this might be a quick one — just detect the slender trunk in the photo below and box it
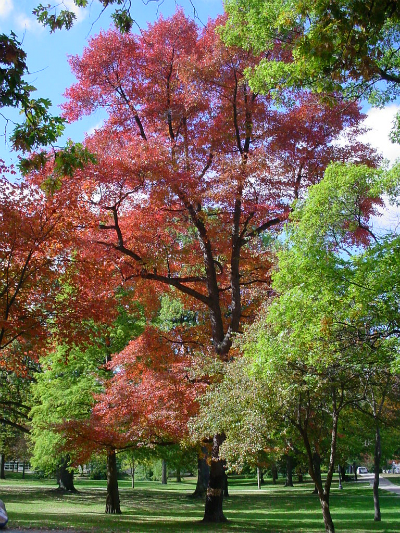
[300,410,339,533]
[22,461,25,479]
[373,424,381,521]
[257,467,262,489]
[271,464,278,485]
[312,452,322,494]
[321,496,335,533]
[161,459,167,485]
[353,461,357,482]
[105,448,121,514]
[203,434,227,523]
[176,465,182,483]
[56,455,77,492]
[131,460,135,489]
[191,447,209,498]
[284,455,294,487]
[0,454,5,479]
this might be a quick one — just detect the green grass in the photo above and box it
[0,475,399,532]
[383,474,400,486]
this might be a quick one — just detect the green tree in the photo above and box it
[222,0,400,104]
[30,306,142,494]
[196,161,400,533]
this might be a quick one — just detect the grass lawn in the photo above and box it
[0,474,399,532]
[383,475,400,486]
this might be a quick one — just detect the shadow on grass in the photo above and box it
[1,478,400,532]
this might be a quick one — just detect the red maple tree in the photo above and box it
[58,10,377,521]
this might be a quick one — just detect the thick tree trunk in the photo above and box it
[176,465,181,482]
[373,424,381,521]
[284,455,294,487]
[203,434,227,523]
[191,447,210,498]
[105,448,121,514]
[56,455,77,492]
[223,469,229,497]
[271,464,278,485]
[0,454,5,479]
[161,459,167,485]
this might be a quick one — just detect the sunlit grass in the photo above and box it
[0,474,399,532]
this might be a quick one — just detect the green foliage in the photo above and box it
[223,0,400,104]
[33,4,80,32]
[0,32,28,108]
[11,98,66,152]
[30,307,144,475]
[33,1,132,34]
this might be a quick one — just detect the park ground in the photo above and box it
[1,474,400,533]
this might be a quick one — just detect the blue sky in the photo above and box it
[0,0,223,168]
[0,0,400,173]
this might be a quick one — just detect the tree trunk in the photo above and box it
[161,459,167,485]
[22,462,25,479]
[223,469,229,497]
[105,448,121,514]
[176,465,181,482]
[131,460,135,489]
[191,447,209,498]
[321,496,335,533]
[257,466,262,489]
[312,452,322,494]
[203,434,227,523]
[284,455,294,487]
[373,424,381,521]
[56,455,77,492]
[271,464,278,484]
[0,454,5,479]
[353,461,357,482]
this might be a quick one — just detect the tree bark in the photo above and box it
[312,452,322,494]
[321,496,335,533]
[257,466,262,489]
[284,455,294,487]
[105,448,121,514]
[0,454,5,479]
[223,469,229,497]
[176,465,181,483]
[271,464,278,485]
[373,424,381,521]
[131,460,135,489]
[203,434,227,523]
[56,455,77,492]
[161,459,167,485]
[191,447,209,498]
[353,461,357,482]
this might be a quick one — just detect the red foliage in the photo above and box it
[61,327,203,463]
[54,10,379,456]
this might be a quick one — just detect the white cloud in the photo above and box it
[358,104,400,165]
[0,0,13,18]
[14,12,44,33]
[86,120,104,137]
